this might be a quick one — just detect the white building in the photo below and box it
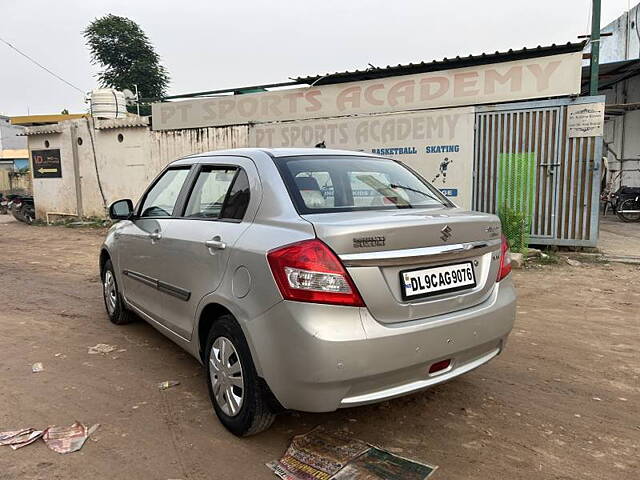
[584,2,640,189]
[0,115,27,150]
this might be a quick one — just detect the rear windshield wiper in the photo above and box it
[389,184,440,202]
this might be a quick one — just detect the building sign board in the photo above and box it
[31,149,62,178]
[567,102,605,137]
[153,52,583,131]
[249,107,475,209]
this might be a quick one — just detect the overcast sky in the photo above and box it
[0,0,633,116]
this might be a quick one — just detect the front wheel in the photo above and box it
[205,315,275,436]
[101,259,135,325]
[617,198,640,222]
[22,208,34,224]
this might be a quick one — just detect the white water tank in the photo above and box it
[89,89,127,119]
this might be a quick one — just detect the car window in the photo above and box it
[348,171,410,207]
[139,167,190,217]
[220,169,251,220]
[277,156,450,214]
[293,171,335,209]
[184,167,238,219]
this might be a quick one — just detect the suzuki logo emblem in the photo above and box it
[440,225,452,242]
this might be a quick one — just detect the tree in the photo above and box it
[84,15,169,114]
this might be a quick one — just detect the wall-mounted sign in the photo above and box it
[249,107,475,209]
[567,103,605,137]
[32,149,62,178]
[152,52,583,131]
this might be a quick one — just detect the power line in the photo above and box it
[0,35,85,94]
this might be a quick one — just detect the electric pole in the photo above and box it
[589,0,601,95]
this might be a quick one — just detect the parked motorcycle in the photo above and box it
[614,186,640,223]
[0,193,8,215]
[9,195,36,224]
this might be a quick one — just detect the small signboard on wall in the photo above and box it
[32,149,62,178]
[567,103,605,137]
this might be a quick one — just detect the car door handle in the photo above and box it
[204,236,226,250]
[148,231,162,241]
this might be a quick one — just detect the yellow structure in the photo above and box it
[0,149,29,160]
[11,114,86,126]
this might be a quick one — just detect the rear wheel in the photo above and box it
[617,198,640,222]
[101,259,135,325]
[205,315,275,436]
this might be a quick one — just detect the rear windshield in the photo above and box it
[276,156,452,214]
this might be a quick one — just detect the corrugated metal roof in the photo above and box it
[152,42,587,102]
[94,116,149,130]
[294,42,586,86]
[580,59,640,94]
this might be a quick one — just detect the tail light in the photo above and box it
[267,239,365,307]
[497,234,512,282]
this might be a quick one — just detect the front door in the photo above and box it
[117,166,192,322]
[148,156,260,340]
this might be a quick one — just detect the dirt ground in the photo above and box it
[599,214,640,258]
[0,215,638,480]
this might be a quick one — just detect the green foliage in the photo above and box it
[497,153,537,254]
[84,15,169,113]
[499,206,529,253]
[536,250,560,265]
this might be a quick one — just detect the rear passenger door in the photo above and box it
[151,156,260,340]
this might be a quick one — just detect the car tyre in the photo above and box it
[22,208,33,225]
[101,259,135,325]
[205,314,275,436]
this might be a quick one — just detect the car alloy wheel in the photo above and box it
[209,336,244,417]
[103,270,117,315]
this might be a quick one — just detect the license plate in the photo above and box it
[400,261,476,300]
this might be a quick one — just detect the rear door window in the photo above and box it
[220,169,251,220]
[183,166,251,221]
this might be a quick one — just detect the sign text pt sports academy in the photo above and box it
[32,149,62,179]
[250,107,476,209]
[152,52,583,130]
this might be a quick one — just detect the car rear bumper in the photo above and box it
[245,276,516,412]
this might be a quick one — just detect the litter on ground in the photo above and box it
[43,422,100,454]
[0,422,99,454]
[31,362,44,373]
[332,447,436,479]
[267,427,437,480]
[0,429,45,450]
[158,380,180,390]
[88,343,117,354]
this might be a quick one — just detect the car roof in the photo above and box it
[170,148,384,166]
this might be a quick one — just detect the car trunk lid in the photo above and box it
[302,207,502,323]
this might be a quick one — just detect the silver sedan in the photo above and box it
[100,148,516,436]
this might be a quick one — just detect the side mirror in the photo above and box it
[109,199,134,220]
